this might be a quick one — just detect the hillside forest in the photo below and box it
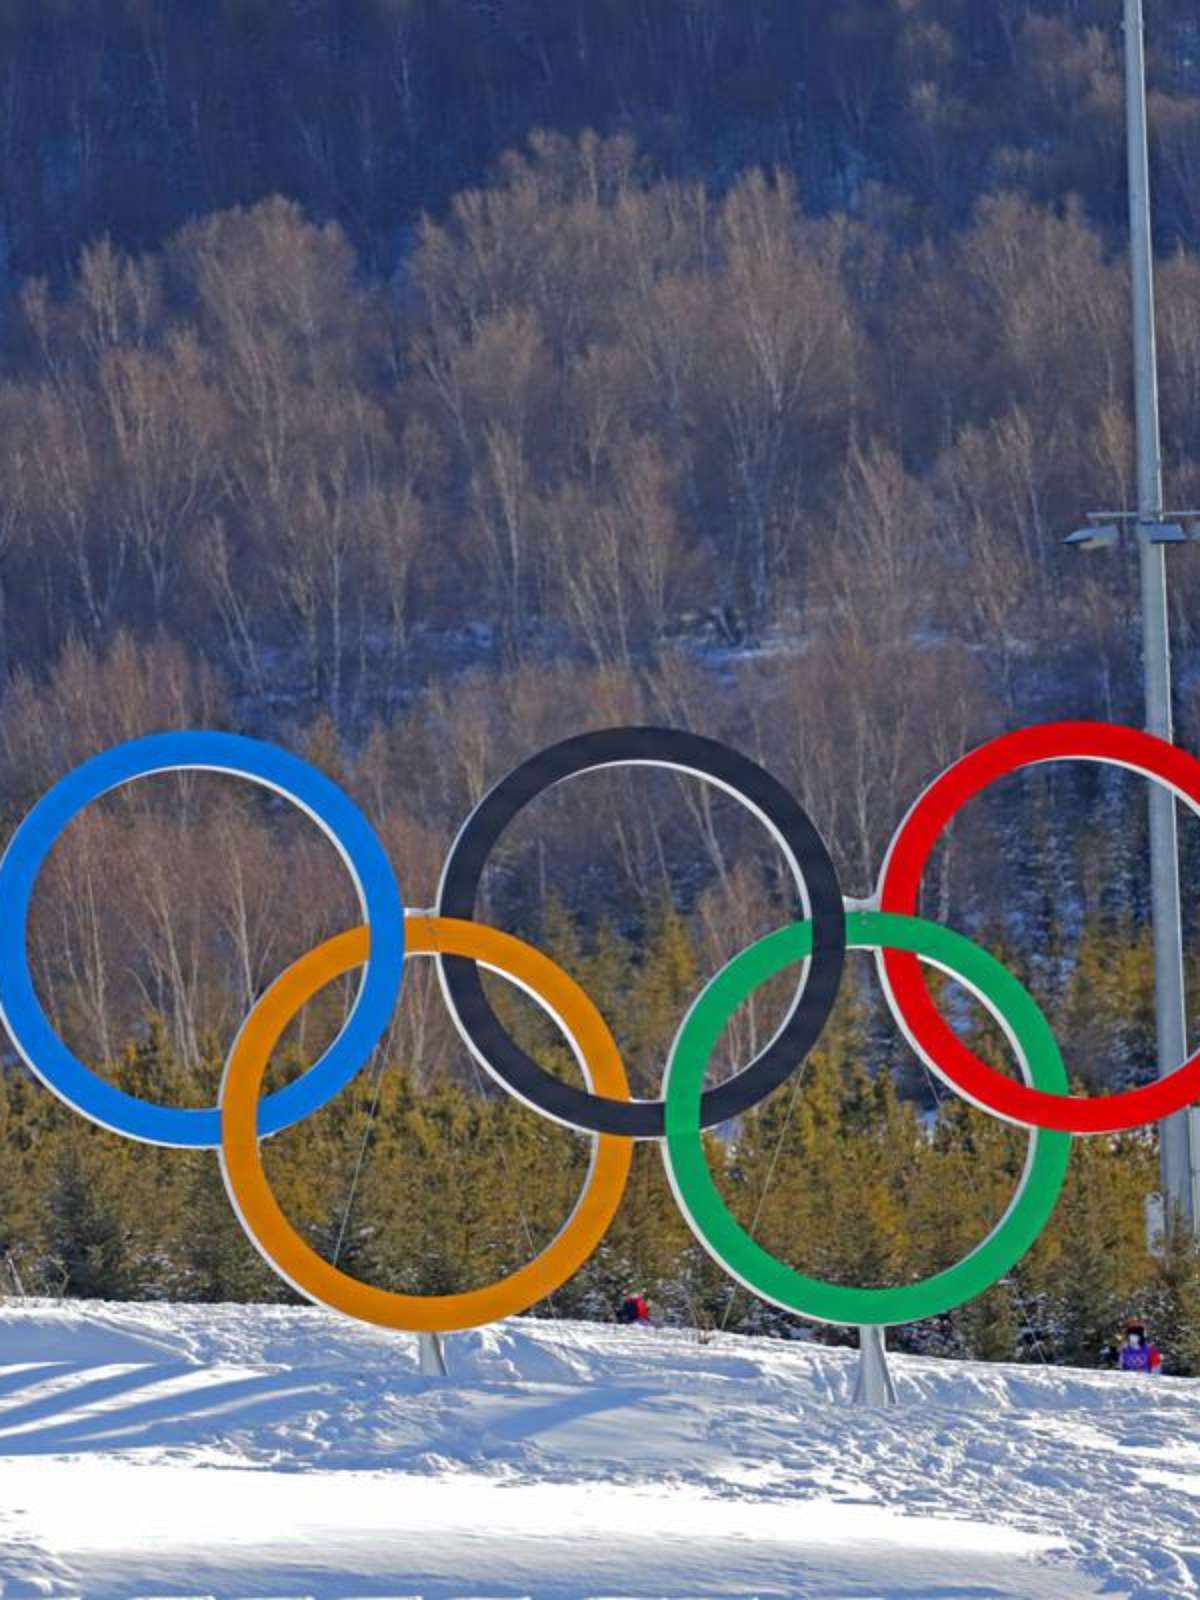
[2,0,1200,1367]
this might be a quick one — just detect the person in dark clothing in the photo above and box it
[617,1291,650,1325]
[1118,1321,1162,1374]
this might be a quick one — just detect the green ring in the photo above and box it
[661,912,1072,1326]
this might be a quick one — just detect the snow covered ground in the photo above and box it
[0,1301,1197,1599]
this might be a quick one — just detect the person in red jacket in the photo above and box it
[617,1290,650,1326]
[1118,1321,1162,1374]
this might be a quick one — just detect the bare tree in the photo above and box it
[0,384,33,680]
[419,308,555,649]
[704,172,857,617]
[98,330,226,621]
[27,380,129,637]
[825,441,937,649]
[546,437,692,665]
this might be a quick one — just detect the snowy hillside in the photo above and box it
[1,1301,1198,1599]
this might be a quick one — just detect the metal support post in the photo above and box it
[418,1332,448,1377]
[1124,0,1200,1229]
[852,1325,897,1406]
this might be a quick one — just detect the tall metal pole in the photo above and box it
[1124,0,1200,1230]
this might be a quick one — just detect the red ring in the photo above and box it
[878,722,1200,1133]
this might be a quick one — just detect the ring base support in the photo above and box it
[851,1325,897,1406]
[418,1332,448,1377]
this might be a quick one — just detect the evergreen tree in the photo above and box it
[43,1135,138,1300]
[178,1155,286,1304]
[1140,1211,1200,1376]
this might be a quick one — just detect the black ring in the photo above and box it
[435,728,845,1138]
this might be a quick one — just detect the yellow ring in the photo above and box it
[219,916,633,1332]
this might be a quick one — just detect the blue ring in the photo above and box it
[0,732,406,1148]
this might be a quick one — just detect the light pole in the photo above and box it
[1069,0,1200,1233]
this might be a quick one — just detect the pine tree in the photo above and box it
[43,1134,137,1300]
[178,1154,287,1303]
[1140,1213,1200,1376]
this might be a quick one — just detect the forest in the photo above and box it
[2,0,1200,1366]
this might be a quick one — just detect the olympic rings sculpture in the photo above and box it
[0,721,1197,1334]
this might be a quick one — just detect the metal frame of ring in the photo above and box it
[0,732,407,1149]
[436,727,846,1138]
[877,721,1200,1134]
[220,916,633,1332]
[661,912,1073,1325]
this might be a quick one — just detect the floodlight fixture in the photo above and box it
[1144,522,1188,545]
[1064,525,1120,552]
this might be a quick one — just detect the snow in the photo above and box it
[0,1301,1197,1599]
